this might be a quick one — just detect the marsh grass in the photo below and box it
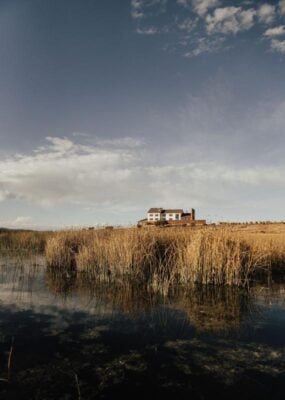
[0,231,48,254]
[1,226,284,287]
[45,227,285,287]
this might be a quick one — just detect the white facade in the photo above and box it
[165,212,182,221]
[147,210,182,222]
[147,212,162,222]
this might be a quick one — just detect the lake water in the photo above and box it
[0,255,284,399]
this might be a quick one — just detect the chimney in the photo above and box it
[191,208,195,221]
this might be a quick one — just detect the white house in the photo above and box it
[147,208,184,222]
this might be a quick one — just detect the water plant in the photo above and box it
[44,227,285,287]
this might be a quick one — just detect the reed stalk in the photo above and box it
[45,227,285,287]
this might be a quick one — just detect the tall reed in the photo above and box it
[0,231,48,254]
[45,227,285,287]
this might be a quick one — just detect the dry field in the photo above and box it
[223,222,285,234]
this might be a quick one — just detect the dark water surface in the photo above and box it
[0,256,284,399]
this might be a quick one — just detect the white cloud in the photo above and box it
[131,0,168,19]
[0,136,284,215]
[270,38,285,53]
[177,17,198,32]
[0,137,139,206]
[264,25,285,37]
[0,216,34,228]
[280,0,285,15]
[184,36,226,56]
[13,216,33,224]
[177,0,220,16]
[257,4,276,24]
[131,0,145,19]
[95,137,144,148]
[192,0,220,16]
[206,7,256,34]
[132,0,285,56]
[136,26,159,35]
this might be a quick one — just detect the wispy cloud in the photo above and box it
[257,4,276,24]
[270,38,285,53]
[280,0,285,16]
[184,36,226,57]
[264,25,285,37]
[0,216,34,229]
[177,17,198,31]
[131,0,168,19]
[131,0,145,19]
[0,134,285,217]
[0,137,141,207]
[192,0,221,16]
[136,26,159,34]
[131,0,285,56]
[206,7,256,34]
[177,0,220,16]
[94,137,144,148]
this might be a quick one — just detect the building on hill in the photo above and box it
[144,207,205,226]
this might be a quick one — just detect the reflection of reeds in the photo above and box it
[74,373,81,400]
[7,340,14,382]
[45,270,255,333]
[46,269,161,314]
[173,286,250,333]
[0,339,14,383]
[45,269,77,296]
[45,228,285,287]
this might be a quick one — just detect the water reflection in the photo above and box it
[0,260,284,399]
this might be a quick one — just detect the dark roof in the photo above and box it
[147,208,184,213]
[147,208,163,213]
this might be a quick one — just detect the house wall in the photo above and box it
[165,213,182,221]
[147,213,162,222]
[147,212,183,222]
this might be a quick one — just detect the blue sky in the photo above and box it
[0,0,285,228]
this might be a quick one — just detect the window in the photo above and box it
[175,214,179,220]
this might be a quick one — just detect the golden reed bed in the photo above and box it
[1,225,284,286]
[0,230,49,253]
[44,226,285,287]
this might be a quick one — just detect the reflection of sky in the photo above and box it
[0,263,285,339]
[0,263,285,398]
[0,263,117,325]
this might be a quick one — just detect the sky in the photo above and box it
[0,0,285,228]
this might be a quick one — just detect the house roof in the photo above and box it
[147,208,184,214]
[147,208,163,213]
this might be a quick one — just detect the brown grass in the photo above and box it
[0,230,49,254]
[45,226,285,287]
